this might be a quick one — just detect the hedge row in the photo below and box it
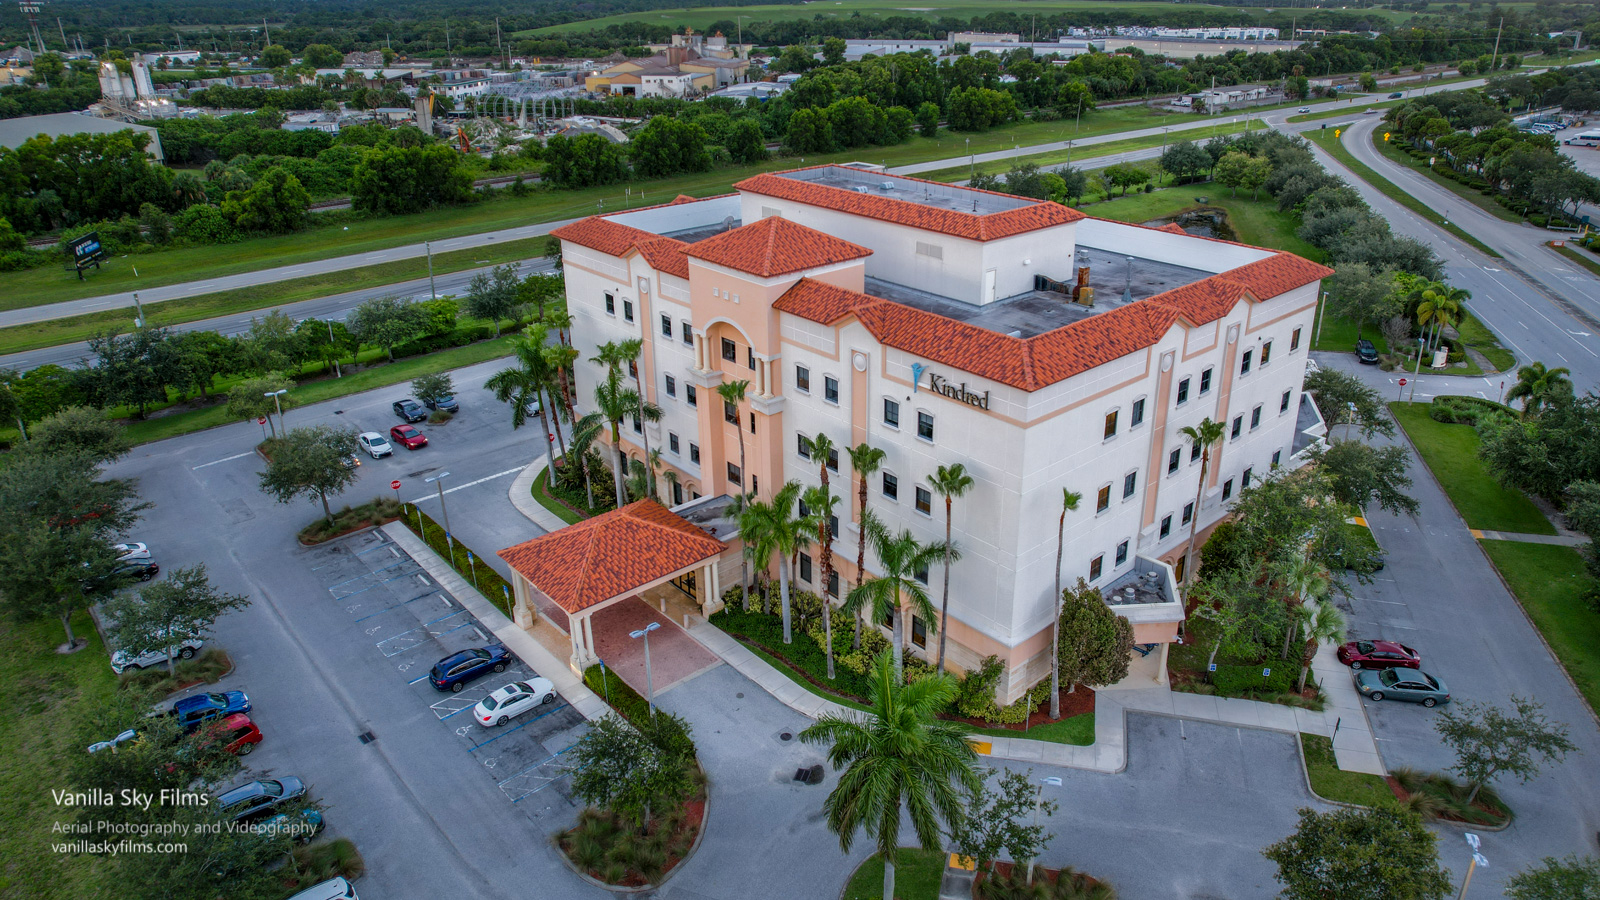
[399,503,513,617]
[1429,394,1514,425]
[582,663,697,756]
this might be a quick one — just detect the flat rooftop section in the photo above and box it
[1103,557,1184,626]
[776,166,1034,216]
[0,112,161,151]
[662,220,743,244]
[604,193,741,239]
[863,245,1209,338]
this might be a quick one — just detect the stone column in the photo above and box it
[759,358,773,398]
[693,334,707,372]
[754,357,767,397]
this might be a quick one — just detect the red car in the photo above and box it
[390,424,428,450]
[1337,640,1420,670]
[208,713,264,756]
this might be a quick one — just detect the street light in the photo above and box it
[425,471,454,564]
[629,621,662,716]
[1317,290,1329,344]
[1023,776,1063,884]
[132,291,145,329]
[425,240,437,300]
[264,388,287,438]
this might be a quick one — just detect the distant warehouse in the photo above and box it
[0,112,165,163]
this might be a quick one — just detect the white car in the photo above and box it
[1305,358,1321,375]
[112,637,204,674]
[113,542,151,561]
[1298,106,1310,113]
[288,877,358,900]
[473,678,557,726]
[357,432,393,459]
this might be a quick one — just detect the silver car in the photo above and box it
[111,637,204,674]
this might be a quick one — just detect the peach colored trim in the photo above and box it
[849,347,869,523]
[1208,324,1241,488]
[1246,299,1317,334]
[562,258,620,283]
[1141,351,1176,528]
[1181,318,1225,362]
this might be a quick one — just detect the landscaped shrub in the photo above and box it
[1429,394,1513,425]
[399,503,513,616]
[1211,663,1295,695]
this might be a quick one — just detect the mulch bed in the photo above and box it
[974,860,1112,899]
[559,789,706,888]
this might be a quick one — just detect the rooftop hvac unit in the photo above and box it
[880,181,895,191]
[1076,287,1095,307]
[855,186,870,194]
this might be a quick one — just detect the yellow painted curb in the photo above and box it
[970,740,993,755]
[1470,529,1485,539]
[950,854,977,871]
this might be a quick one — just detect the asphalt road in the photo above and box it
[0,257,555,373]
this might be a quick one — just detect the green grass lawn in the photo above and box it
[1087,187,1322,261]
[0,611,118,900]
[1369,131,1522,225]
[1479,540,1600,718]
[1305,128,1502,259]
[1299,733,1395,807]
[842,849,946,900]
[1388,402,1555,534]
[917,123,1250,183]
[1455,309,1516,372]
[1312,310,1386,355]
[531,468,588,527]
[1552,242,1600,279]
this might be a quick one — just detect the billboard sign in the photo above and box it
[66,231,107,279]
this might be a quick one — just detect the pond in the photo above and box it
[1143,205,1239,242]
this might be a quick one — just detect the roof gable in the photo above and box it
[687,215,872,278]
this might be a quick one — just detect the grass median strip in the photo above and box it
[1299,733,1395,807]
[1305,128,1503,259]
[1388,401,1555,534]
[916,124,1249,183]
[1551,241,1600,279]
[1479,540,1600,718]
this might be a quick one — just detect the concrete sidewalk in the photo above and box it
[1471,528,1586,546]
[507,455,570,533]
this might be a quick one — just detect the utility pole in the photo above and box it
[1489,17,1504,72]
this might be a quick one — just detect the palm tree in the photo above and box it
[484,325,558,471]
[847,442,888,650]
[1505,361,1573,419]
[728,489,758,612]
[616,338,661,499]
[800,650,980,900]
[1296,600,1345,694]
[804,483,843,678]
[844,520,945,679]
[926,464,975,673]
[1178,418,1226,587]
[566,412,605,509]
[542,305,574,348]
[1278,555,1331,660]
[591,371,637,508]
[1416,283,1467,354]
[541,342,579,481]
[1050,488,1083,719]
[718,378,753,602]
[741,480,814,644]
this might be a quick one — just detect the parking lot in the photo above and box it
[307,528,588,811]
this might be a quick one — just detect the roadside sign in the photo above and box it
[1262,668,1271,677]
[390,480,402,490]
[1334,128,1341,137]
[1383,132,1391,140]
[257,417,266,424]
[1399,378,1408,386]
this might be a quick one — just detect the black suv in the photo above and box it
[423,393,459,413]
[393,398,427,422]
[1356,339,1379,364]
[216,777,307,823]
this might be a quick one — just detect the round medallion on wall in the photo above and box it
[1226,324,1240,345]
[852,351,868,372]
[1161,353,1174,373]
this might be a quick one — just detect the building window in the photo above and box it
[917,411,934,442]
[1089,554,1104,581]
[628,360,638,380]
[1243,467,1254,489]
[749,412,756,434]
[1160,515,1172,539]
[798,434,812,459]
[911,615,927,648]
[884,398,900,428]
[604,292,615,315]
[1261,341,1272,366]
[1290,327,1302,351]
[1104,410,1118,439]
[686,384,697,407]
[1115,540,1129,567]
[727,463,742,486]
[1182,501,1194,525]
[673,482,683,505]
[720,338,737,362]
[913,562,929,585]
[669,433,680,454]
[622,299,634,322]
[1123,471,1137,499]
[1200,367,1213,395]
[795,365,810,393]
[665,374,676,398]
[1191,441,1202,462]
[883,472,898,501]
[1231,416,1243,439]
[826,447,839,472]
[690,443,700,464]
[1241,349,1253,375]
[915,486,932,515]
[1096,485,1111,513]
[1176,377,1190,405]
[1281,390,1292,413]
[660,314,672,337]
[691,489,700,501]
[1131,398,1146,428]
[724,400,739,424]
[681,321,693,345]
[747,347,756,371]
[799,553,813,583]
[824,376,839,404]
[1222,478,1234,501]
[827,571,839,597]
[1251,405,1262,430]
[1273,450,1282,467]
[1168,448,1181,474]
[631,415,641,434]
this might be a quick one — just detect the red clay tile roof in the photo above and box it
[687,215,873,277]
[631,237,690,279]
[1156,223,1187,234]
[1224,252,1335,299]
[549,217,662,258]
[1144,277,1255,326]
[498,500,726,615]
[670,194,698,204]
[735,167,1083,241]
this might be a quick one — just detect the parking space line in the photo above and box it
[327,559,411,588]
[333,570,426,599]
[354,541,398,557]
[190,451,254,470]
[352,591,448,623]
[376,612,472,656]
[469,703,570,751]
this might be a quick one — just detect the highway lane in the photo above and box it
[0,258,555,372]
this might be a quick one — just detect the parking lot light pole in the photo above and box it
[425,471,454,565]
[264,389,288,435]
[629,621,661,717]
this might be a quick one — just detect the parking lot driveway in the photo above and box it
[589,597,720,697]
[1030,715,1322,900]
[654,664,872,900]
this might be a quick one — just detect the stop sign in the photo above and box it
[390,480,402,490]
[257,417,266,424]
[1398,378,1408,386]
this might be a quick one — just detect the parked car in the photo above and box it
[215,776,307,823]
[288,877,358,900]
[112,541,151,561]
[389,424,428,450]
[474,678,557,726]
[340,454,361,469]
[357,432,393,459]
[393,399,427,423]
[169,690,251,731]
[429,645,513,693]
[111,636,203,674]
[254,808,324,843]
[1355,668,1450,707]
[1356,338,1379,364]
[423,393,459,413]
[1337,639,1421,670]
[1363,107,1380,114]
[210,713,264,755]
[1388,91,1404,98]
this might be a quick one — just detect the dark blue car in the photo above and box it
[430,645,512,692]
[170,691,251,731]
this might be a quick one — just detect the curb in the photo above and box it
[553,773,713,894]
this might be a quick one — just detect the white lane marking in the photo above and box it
[407,466,526,505]
[191,451,254,470]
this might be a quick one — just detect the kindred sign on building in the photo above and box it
[911,362,991,412]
